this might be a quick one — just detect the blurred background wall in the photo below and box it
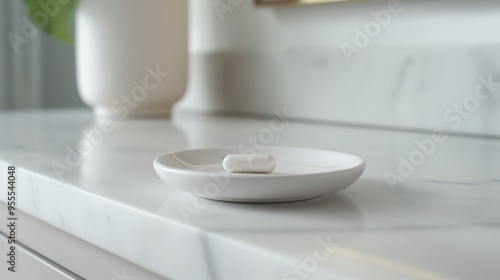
[178,0,500,136]
[1,0,500,136]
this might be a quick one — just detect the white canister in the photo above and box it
[76,0,188,119]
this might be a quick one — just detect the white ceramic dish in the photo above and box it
[153,146,366,203]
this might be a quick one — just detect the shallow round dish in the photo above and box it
[153,146,366,203]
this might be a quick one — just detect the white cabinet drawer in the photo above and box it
[1,234,83,280]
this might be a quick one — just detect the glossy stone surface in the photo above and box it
[0,110,499,280]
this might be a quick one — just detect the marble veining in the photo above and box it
[0,110,499,280]
[179,47,500,138]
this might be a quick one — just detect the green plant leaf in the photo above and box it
[22,0,78,43]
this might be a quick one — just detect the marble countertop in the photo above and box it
[0,109,499,280]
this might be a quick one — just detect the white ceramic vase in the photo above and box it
[76,0,188,119]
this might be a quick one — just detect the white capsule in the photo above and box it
[222,154,276,173]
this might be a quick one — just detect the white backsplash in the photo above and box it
[177,0,500,137]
